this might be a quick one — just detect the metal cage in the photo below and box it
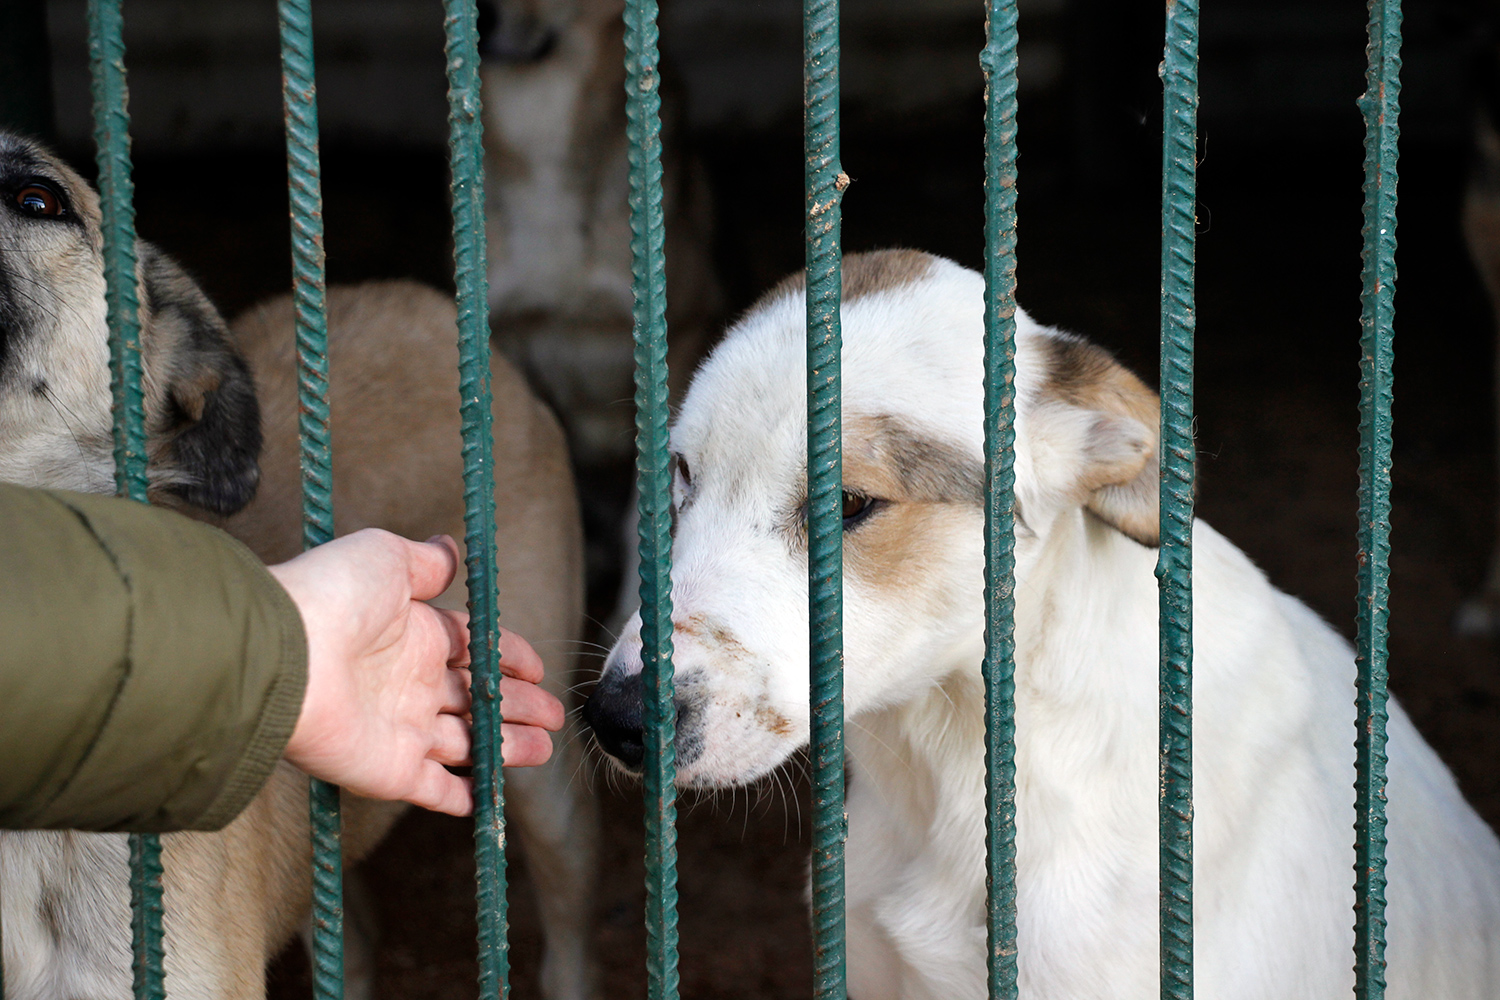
[62,0,1402,997]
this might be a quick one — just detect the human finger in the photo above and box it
[498,677,565,732]
[431,607,471,668]
[443,667,473,715]
[406,762,473,816]
[497,627,545,683]
[405,534,462,603]
[427,712,472,767]
[499,723,555,767]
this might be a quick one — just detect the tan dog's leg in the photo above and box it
[435,344,599,1000]
[228,282,596,1000]
[505,751,601,1000]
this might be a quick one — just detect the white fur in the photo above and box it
[0,266,114,495]
[0,834,133,1000]
[600,254,1500,997]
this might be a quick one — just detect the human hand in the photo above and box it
[268,530,564,816]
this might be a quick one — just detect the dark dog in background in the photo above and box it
[1452,26,1500,633]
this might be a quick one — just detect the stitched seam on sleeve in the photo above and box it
[32,496,139,821]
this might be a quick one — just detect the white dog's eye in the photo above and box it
[671,453,692,510]
[842,490,877,528]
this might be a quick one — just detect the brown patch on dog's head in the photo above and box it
[842,413,983,507]
[747,249,938,317]
[836,413,984,599]
[1036,333,1161,546]
[137,244,261,515]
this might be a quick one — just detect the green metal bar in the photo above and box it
[979,0,1020,996]
[127,833,165,1000]
[1354,0,1400,995]
[277,3,344,998]
[88,0,145,504]
[622,0,681,996]
[87,4,164,998]
[1156,0,1198,997]
[442,3,508,996]
[804,0,845,997]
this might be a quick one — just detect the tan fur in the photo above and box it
[750,248,937,316]
[225,282,598,1000]
[838,413,986,603]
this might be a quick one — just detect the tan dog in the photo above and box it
[480,0,722,470]
[0,132,585,1000]
[227,282,597,1000]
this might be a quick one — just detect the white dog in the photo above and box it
[585,249,1500,999]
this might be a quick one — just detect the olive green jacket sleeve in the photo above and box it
[0,484,307,832]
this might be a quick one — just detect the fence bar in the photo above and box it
[979,1,1021,997]
[621,0,682,996]
[804,0,846,997]
[1353,0,1400,995]
[1157,0,1199,997]
[276,3,345,997]
[441,2,508,996]
[86,3,165,998]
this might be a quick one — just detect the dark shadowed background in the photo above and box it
[5,0,1500,996]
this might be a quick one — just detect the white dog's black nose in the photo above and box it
[584,671,693,770]
[584,671,646,768]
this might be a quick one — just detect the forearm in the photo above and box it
[0,484,306,832]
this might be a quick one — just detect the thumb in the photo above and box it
[405,534,463,603]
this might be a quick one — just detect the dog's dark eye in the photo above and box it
[842,490,876,528]
[677,454,692,489]
[15,183,64,218]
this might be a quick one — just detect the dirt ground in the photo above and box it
[107,98,1500,997]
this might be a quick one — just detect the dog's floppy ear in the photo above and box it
[1032,333,1162,547]
[138,243,262,516]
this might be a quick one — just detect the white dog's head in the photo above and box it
[584,250,1160,786]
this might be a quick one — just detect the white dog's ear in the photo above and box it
[1030,334,1162,547]
[1078,410,1158,546]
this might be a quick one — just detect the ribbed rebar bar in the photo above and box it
[87,0,145,507]
[127,831,165,1000]
[277,3,344,997]
[1353,0,1400,995]
[804,0,846,997]
[442,3,508,996]
[980,1,1020,997]
[87,4,164,998]
[622,0,681,997]
[1156,1,1199,997]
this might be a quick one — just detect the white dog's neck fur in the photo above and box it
[847,510,1167,999]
